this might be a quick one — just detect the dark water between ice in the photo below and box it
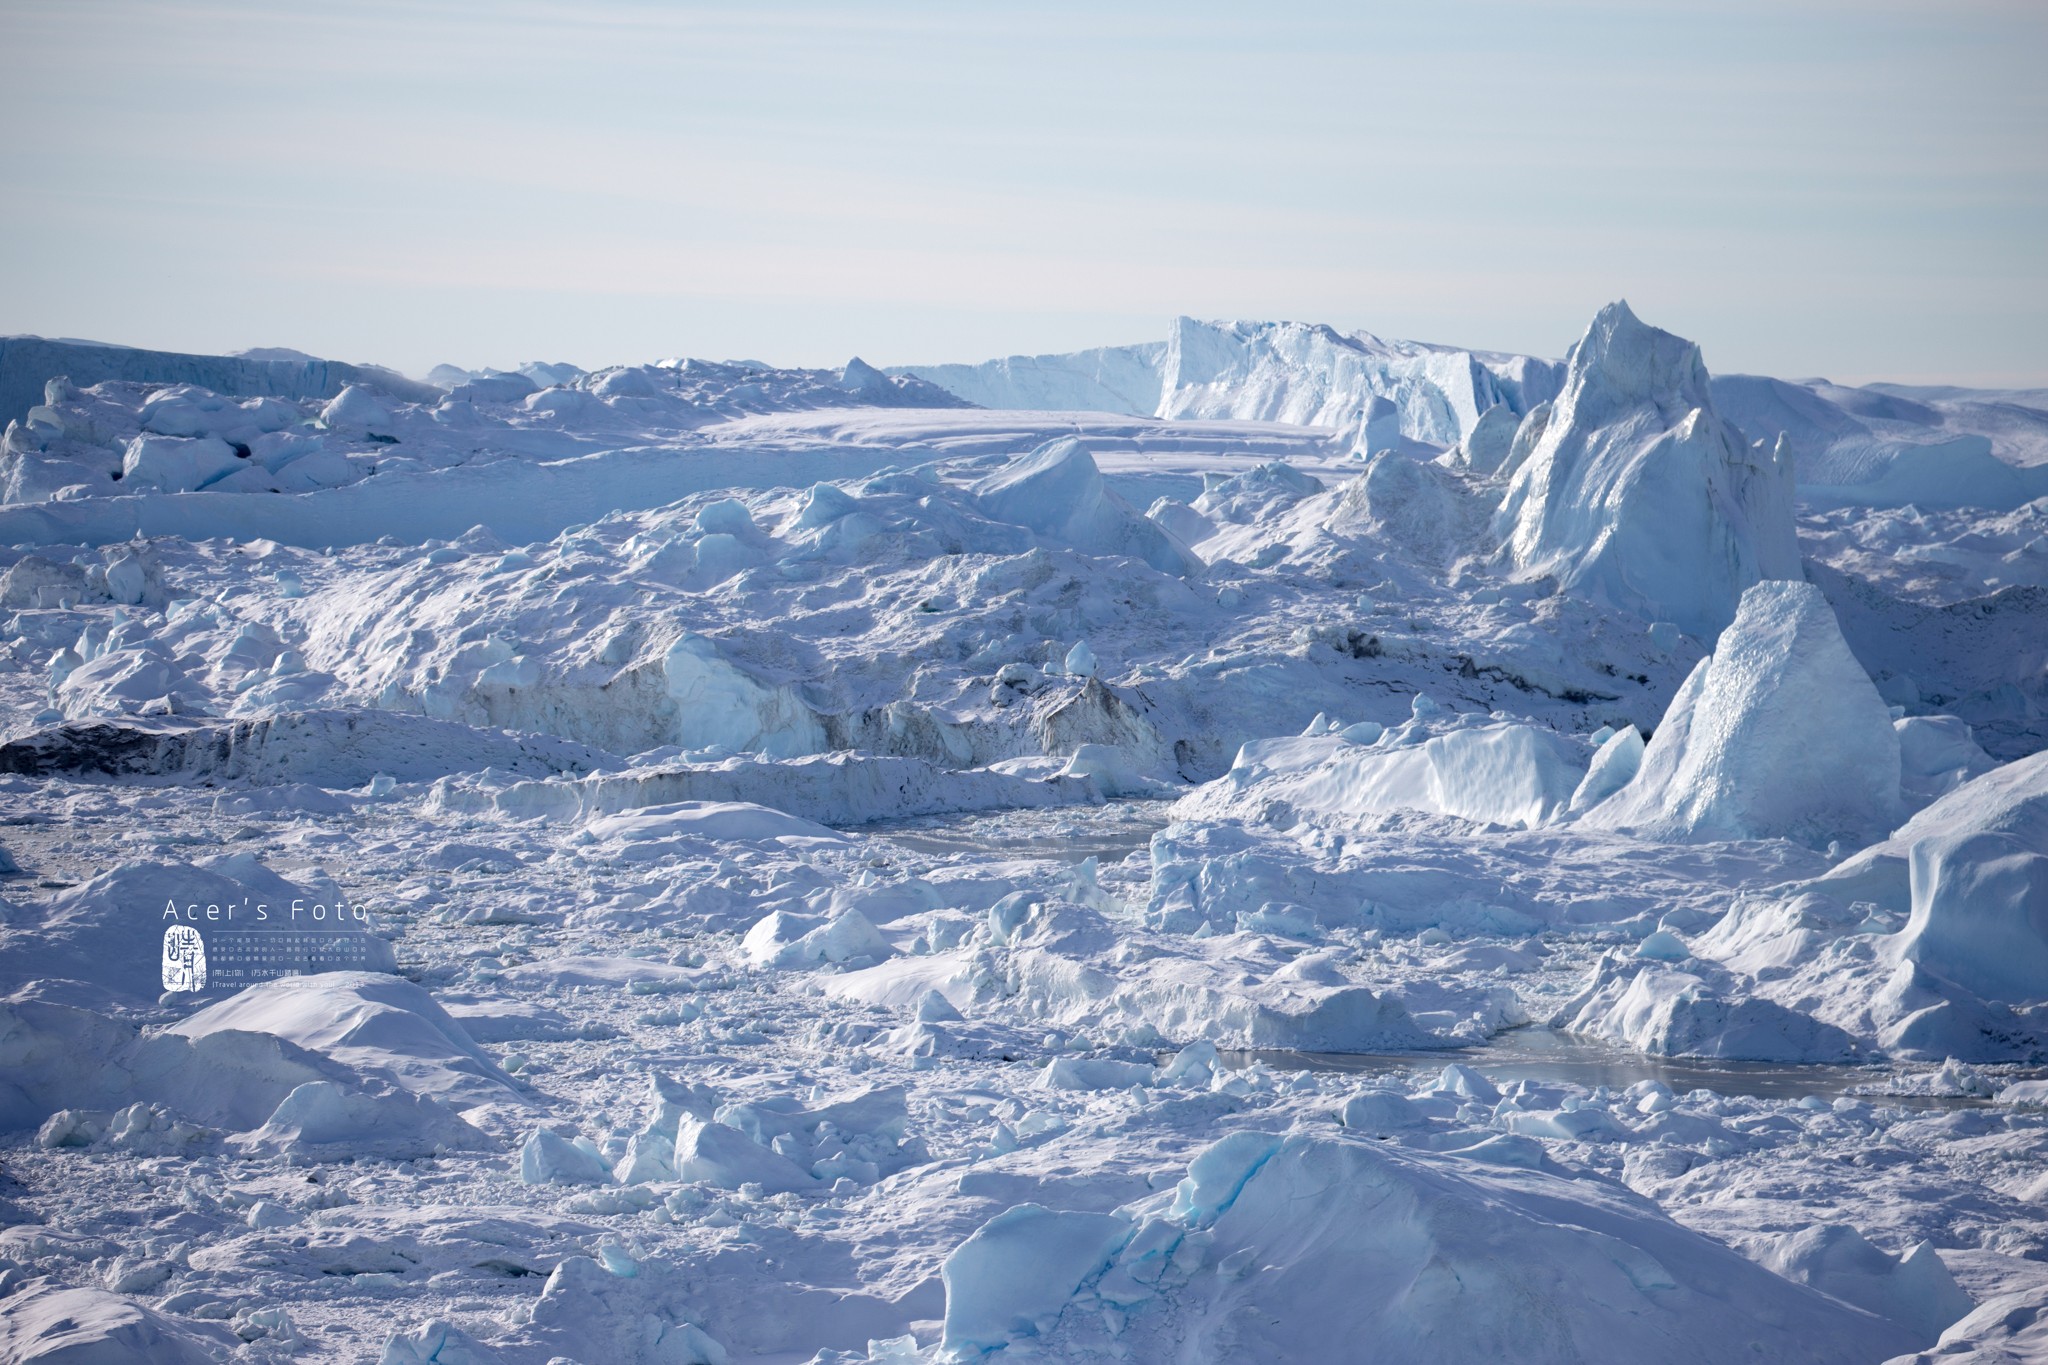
[864,798,1176,863]
[857,803,2040,1109]
[1231,1028,2043,1110]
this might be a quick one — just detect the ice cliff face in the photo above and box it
[897,341,1172,416]
[0,335,439,431]
[1154,317,1558,445]
[909,322,2048,517]
[1493,301,1801,640]
[901,317,1562,446]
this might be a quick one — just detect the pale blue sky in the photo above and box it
[2,0,2043,385]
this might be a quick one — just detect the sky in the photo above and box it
[2,0,2044,386]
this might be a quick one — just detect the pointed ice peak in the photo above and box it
[1563,300,1713,416]
[1582,580,1900,845]
[839,356,891,396]
[973,437,1104,530]
[1493,301,1800,638]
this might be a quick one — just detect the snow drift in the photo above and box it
[0,1279,235,1364]
[169,971,519,1111]
[0,857,394,1005]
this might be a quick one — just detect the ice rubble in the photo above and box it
[48,442,1225,767]
[1065,927,1432,1052]
[0,307,2044,1364]
[1583,579,1902,845]
[1571,750,2048,1061]
[586,800,845,851]
[826,885,1438,1054]
[1495,301,1801,638]
[2,356,2031,792]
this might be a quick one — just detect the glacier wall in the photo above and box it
[899,317,1563,447]
[0,335,440,429]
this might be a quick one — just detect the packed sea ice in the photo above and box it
[0,304,2046,1362]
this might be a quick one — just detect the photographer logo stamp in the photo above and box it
[161,924,207,992]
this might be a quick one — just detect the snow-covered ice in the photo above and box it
[2,303,2045,1363]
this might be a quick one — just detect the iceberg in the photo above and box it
[937,1129,1911,1362]
[971,438,1201,576]
[1494,302,1801,638]
[2,308,2038,1365]
[903,316,1562,445]
[1182,720,1589,832]
[1584,580,1901,846]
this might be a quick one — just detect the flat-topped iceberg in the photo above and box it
[1180,714,1589,832]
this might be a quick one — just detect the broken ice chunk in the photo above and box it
[519,1128,614,1185]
